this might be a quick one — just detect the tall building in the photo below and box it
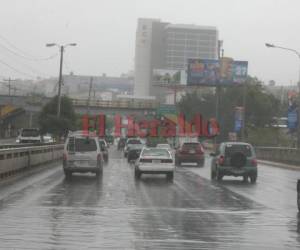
[134,18,219,98]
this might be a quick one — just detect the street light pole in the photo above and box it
[265,43,300,148]
[57,46,64,118]
[46,43,76,118]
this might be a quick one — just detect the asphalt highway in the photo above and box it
[0,147,299,249]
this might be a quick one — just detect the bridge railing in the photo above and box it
[0,144,63,178]
[255,146,300,166]
[71,99,158,109]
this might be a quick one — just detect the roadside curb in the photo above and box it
[258,159,300,171]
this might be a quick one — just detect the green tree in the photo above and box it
[177,76,283,143]
[38,95,76,137]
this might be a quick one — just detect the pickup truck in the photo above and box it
[16,128,42,143]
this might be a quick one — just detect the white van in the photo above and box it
[63,131,104,178]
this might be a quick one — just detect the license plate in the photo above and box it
[152,160,161,164]
[189,150,195,154]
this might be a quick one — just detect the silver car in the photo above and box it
[63,132,103,178]
[134,147,175,180]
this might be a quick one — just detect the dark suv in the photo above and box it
[175,142,205,167]
[210,142,257,183]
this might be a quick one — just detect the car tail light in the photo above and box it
[161,159,173,163]
[140,159,152,163]
[180,148,188,154]
[218,155,225,165]
[251,158,257,167]
[196,145,204,154]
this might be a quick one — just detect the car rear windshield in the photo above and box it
[128,139,142,144]
[224,144,253,157]
[68,137,97,152]
[21,129,40,137]
[182,143,201,149]
[142,148,170,158]
[99,140,106,147]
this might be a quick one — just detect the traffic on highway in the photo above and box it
[1,1,300,249]
[0,136,300,249]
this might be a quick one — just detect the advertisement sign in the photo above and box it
[287,104,298,131]
[234,107,244,132]
[187,58,248,86]
[153,69,185,84]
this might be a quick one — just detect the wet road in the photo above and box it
[0,147,300,249]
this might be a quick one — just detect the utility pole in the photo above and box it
[3,78,17,104]
[86,77,93,115]
[241,81,247,141]
[215,41,223,146]
[46,42,77,118]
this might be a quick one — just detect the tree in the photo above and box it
[177,76,283,143]
[38,95,76,137]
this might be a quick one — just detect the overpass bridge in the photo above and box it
[0,95,158,116]
[0,94,159,138]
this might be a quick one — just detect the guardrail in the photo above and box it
[255,146,300,166]
[0,144,64,178]
[0,142,56,150]
[72,99,158,109]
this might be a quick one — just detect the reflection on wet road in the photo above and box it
[0,147,299,249]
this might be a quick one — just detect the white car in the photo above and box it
[43,134,55,143]
[16,128,42,143]
[156,143,172,150]
[134,147,175,180]
[63,131,104,178]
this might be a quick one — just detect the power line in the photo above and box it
[0,58,35,78]
[0,34,58,61]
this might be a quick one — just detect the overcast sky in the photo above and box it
[0,0,299,85]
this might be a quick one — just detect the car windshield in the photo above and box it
[127,139,142,145]
[21,129,40,137]
[141,148,170,158]
[224,144,253,157]
[157,144,171,149]
[99,140,106,147]
[182,143,201,150]
[68,137,97,152]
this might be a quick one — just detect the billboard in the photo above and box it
[153,69,186,85]
[234,107,244,132]
[187,58,248,86]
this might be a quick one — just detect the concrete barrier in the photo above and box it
[255,147,300,166]
[0,144,63,177]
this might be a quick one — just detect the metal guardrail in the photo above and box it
[72,99,158,109]
[0,144,64,178]
[0,142,57,150]
[255,146,300,166]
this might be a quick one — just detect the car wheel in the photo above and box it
[197,159,204,167]
[96,168,103,177]
[127,156,131,163]
[243,175,248,182]
[216,170,223,181]
[250,174,257,183]
[135,169,141,179]
[175,157,179,166]
[211,169,216,180]
[64,169,72,179]
[167,172,174,181]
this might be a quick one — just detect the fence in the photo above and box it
[0,144,63,178]
[255,147,300,166]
